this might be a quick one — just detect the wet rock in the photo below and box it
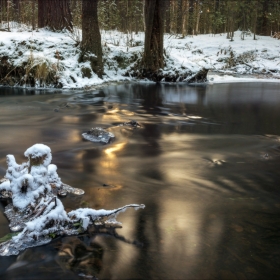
[122,120,141,128]
[82,127,115,144]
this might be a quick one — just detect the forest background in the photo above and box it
[0,0,280,88]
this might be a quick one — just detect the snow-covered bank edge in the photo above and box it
[1,28,280,89]
[207,71,280,84]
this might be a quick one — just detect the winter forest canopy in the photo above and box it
[1,0,280,36]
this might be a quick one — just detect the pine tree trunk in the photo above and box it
[188,0,194,35]
[253,4,258,40]
[142,0,165,74]
[261,0,269,35]
[182,0,189,37]
[32,0,35,30]
[176,0,182,35]
[81,0,103,78]
[38,0,72,31]
[194,1,201,35]
[13,0,20,23]
[165,0,171,33]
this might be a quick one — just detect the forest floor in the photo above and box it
[0,24,280,89]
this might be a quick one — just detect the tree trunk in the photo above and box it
[142,0,165,74]
[165,0,170,33]
[32,0,35,30]
[38,0,72,31]
[116,0,127,32]
[182,0,189,37]
[253,1,258,40]
[260,0,269,35]
[13,0,20,23]
[7,0,10,31]
[81,0,103,78]
[188,0,194,35]
[176,0,182,35]
[194,1,201,35]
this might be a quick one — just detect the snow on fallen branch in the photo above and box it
[0,144,145,256]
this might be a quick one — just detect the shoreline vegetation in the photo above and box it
[0,26,280,90]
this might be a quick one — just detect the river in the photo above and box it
[0,82,280,279]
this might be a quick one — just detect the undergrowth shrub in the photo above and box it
[24,54,61,87]
[218,46,257,68]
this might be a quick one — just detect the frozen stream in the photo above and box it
[0,82,280,279]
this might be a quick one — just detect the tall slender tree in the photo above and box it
[165,0,171,33]
[81,0,103,78]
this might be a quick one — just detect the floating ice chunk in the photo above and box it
[82,127,115,144]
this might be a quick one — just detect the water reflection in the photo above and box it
[1,226,144,280]
[1,82,280,279]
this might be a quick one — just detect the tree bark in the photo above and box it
[182,0,189,37]
[176,0,182,35]
[165,0,170,33]
[194,1,201,35]
[13,0,20,23]
[38,0,72,31]
[188,0,195,35]
[81,0,103,78]
[260,0,271,36]
[142,0,165,73]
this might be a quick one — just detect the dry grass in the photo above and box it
[24,52,61,86]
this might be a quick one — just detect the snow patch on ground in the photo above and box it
[0,27,280,88]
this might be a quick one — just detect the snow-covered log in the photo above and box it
[0,144,145,256]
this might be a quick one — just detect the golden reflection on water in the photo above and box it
[104,142,126,159]
[120,109,134,116]
[61,115,80,124]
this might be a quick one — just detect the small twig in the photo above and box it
[32,197,57,219]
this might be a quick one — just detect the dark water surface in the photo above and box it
[0,82,280,279]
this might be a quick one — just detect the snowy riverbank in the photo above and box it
[0,27,280,89]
